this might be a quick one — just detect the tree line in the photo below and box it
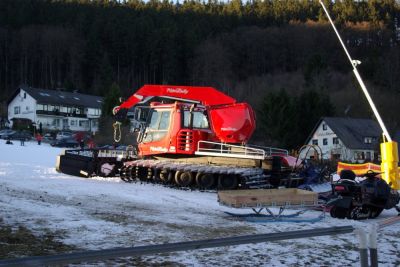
[0,0,399,148]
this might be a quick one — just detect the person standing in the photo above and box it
[20,137,25,146]
[87,138,95,149]
[36,133,42,145]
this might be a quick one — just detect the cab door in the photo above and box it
[139,108,172,156]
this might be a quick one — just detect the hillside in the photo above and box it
[0,0,399,146]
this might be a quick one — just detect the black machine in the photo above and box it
[328,170,400,220]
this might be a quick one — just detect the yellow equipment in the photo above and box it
[381,141,400,190]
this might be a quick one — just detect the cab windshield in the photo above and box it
[143,109,171,143]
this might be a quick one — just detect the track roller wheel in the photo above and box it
[175,171,194,187]
[159,169,173,183]
[137,167,148,181]
[120,165,130,182]
[195,172,215,189]
[146,168,154,181]
[127,165,136,182]
[218,174,238,190]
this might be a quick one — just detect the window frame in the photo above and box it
[323,138,328,146]
[312,139,318,146]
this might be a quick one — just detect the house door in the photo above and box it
[62,119,69,130]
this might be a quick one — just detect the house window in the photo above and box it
[323,138,328,146]
[52,119,60,127]
[364,137,373,144]
[79,120,88,127]
[322,124,327,131]
[366,151,371,160]
[354,152,365,160]
[14,106,20,114]
[312,139,318,146]
[333,137,339,145]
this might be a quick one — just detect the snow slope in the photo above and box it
[0,141,399,266]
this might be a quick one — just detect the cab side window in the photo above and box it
[183,111,209,129]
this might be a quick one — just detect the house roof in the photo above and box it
[307,117,381,150]
[9,86,103,109]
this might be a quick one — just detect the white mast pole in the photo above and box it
[319,1,392,142]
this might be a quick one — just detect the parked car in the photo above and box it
[51,137,79,148]
[56,131,73,140]
[3,131,32,141]
[42,133,55,142]
[0,129,15,139]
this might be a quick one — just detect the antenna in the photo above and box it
[319,1,392,142]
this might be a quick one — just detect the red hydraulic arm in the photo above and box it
[114,85,236,114]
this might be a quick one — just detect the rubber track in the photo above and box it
[119,159,272,189]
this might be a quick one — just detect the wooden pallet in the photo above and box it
[218,188,318,208]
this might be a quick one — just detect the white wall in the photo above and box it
[8,89,37,124]
[305,120,338,159]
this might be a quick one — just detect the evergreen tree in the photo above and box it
[259,88,296,148]
[97,82,124,144]
[101,82,122,116]
[259,88,335,149]
[292,89,335,148]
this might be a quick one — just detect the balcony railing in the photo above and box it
[36,110,86,118]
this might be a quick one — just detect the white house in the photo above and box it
[303,117,381,163]
[7,86,103,133]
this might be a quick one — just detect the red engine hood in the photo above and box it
[209,103,255,143]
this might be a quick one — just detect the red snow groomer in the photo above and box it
[57,85,299,190]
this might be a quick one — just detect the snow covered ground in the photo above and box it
[0,141,399,266]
